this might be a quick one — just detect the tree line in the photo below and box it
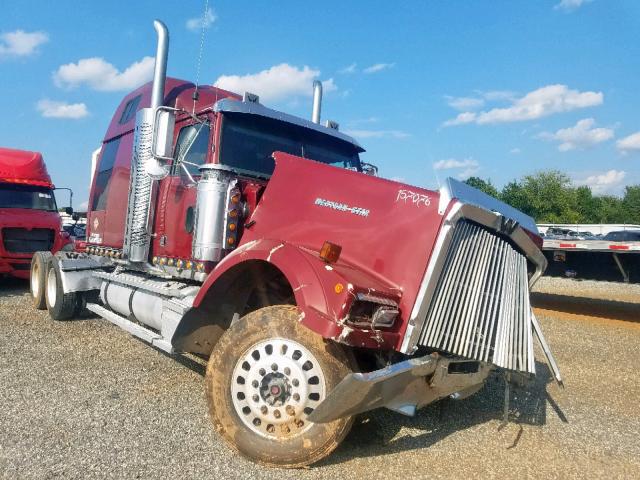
[464,171,640,224]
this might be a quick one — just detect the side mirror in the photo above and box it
[146,106,177,179]
[152,106,176,160]
[64,206,74,216]
[361,162,379,176]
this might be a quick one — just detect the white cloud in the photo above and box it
[186,7,217,32]
[554,0,593,12]
[53,56,155,92]
[78,200,89,211]
[215,63,336,103]
[446,96,485,111]
[510,148,521,154]
[574,170,626,195]
[37,99,88,119]
[433,158,478,170]
[344,129,410,139]
[433,158,479,179]
[443,84,603,126]
[443,111,477,127]
[339,63,357,74]
[538,118,614,151]
[481,90,517,101]
[617,131,640,154]
[363,62,395,74]
[0,30,48,58]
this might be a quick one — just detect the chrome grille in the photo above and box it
[418,219,535,374]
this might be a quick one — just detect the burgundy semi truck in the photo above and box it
[30,21,562,467]
[0,147,70,280]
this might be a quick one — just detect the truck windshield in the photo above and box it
[0,183,57,211]
[219,113,361,177]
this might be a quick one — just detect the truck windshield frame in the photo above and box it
[0,183,58,212]
[218,113,361,179]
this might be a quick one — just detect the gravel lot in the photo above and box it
[1,276,639,479]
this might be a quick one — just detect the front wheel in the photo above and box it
[205,305,354,468]
[45,256,81,321]
[30,251,52,309]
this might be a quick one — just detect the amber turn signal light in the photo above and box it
[320,241,341,264]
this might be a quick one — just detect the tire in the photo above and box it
[30,251,52,310]
[206,305,354,468]
[45,257,80,321]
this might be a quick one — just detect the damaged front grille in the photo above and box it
[418,219,535,374]
[2,228,55,254]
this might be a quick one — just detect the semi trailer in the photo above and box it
[0,147,71,280]
[30,20,562,467]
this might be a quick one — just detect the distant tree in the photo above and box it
[622,185,640,224]
[500,180,531,216]
[464,176,499,198]
[575,186,599,223]
[596,195,625,223]
[500,170,579,223]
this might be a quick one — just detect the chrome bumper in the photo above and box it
[308,354,493,424]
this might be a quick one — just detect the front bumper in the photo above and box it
[0,257,31,279]
[308,353,493,423]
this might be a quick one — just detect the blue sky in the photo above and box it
[1,0,639,209]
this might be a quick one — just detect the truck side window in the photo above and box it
[119,95,142,125]
[173,122,211,178]
[91,138,121,210]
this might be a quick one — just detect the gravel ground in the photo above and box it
[1,277,639,479]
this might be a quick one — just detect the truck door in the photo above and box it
[153,118,213,259]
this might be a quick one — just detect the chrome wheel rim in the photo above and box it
[31,262,40,298]
[46,267,57,307]
[230,337,326,439]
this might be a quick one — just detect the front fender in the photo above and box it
[193,239,401,348]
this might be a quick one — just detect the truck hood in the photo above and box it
[241,152,543,342]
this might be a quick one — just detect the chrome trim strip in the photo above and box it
[213,98,364,151]
[400,201,547,354]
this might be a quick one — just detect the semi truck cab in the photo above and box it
[30,20,562,468]
[0,148,70,279]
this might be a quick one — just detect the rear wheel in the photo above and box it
[205,305,354,468]
[45,257,80,321]
[30,251,52,309]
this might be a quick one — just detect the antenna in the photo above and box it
[193,0,210,113]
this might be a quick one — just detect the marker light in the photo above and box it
[320,241,342,264]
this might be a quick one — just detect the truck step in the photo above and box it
[86,303,173,353]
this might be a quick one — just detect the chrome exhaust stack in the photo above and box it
[311,80,322,124]
[150,20,169,111]
[123,20,171,264]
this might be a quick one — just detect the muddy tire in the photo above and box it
[45,256,79,321]
[206,305,354,468]
[30,251,52,309]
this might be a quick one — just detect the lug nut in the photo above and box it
[261,405,268,415]
[286,405,295,416]
[252,394,259,402]
[267,424,275,434]
[271,363,278,371]
[284,367,291,375]
[259,368,266,376]
[252,380,259,388]
[293,393,300,402]
[273,409,281,419]
[292,379,299,387]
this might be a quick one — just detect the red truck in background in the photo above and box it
[0,147,71,279]
[29,21,563,467]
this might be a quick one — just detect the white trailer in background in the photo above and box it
[538,223,640,236]
[542,233,640,283]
